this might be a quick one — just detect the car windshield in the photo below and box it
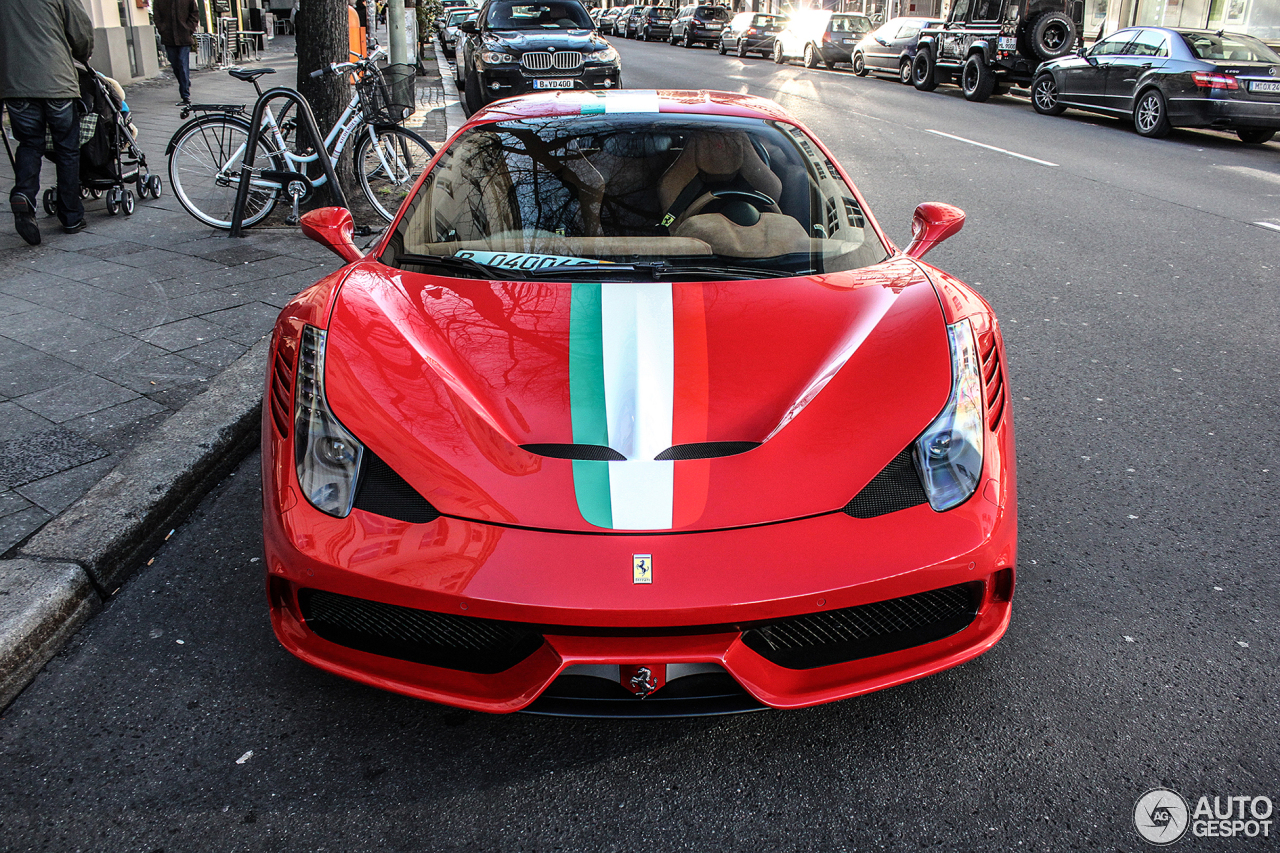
[1180,32,1280,63]
[697,7,730,21]
[487,1,593,29]
[830,15,870,33]
[447,10,472,24]
[385,112,887,281]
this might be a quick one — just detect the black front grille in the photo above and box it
[654,441,760,461]
[521,443,626,461]
[843,446,929,518]
[525,672,765,718]
[298,589,544,674]
[352,449,441,523]
[741,582,982,670]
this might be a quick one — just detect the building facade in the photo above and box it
[81,0,162,83]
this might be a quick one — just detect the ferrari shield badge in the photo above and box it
[633,554,652,584]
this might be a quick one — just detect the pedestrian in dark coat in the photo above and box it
[0,0,94,244]
[153,0,201,106]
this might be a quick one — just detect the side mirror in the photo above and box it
[459,19,479,33]
[903,202,964,260]
[300,207,363,264]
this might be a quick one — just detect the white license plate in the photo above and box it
[534,79,575,89]
[842,38,855,43]
[998,36,1018,50]
[1249,80,1280,93]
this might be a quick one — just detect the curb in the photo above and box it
[433,42,465,140]
[0,338,269,711]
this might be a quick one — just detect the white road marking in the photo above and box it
[1252,221,1280,233]
[925,129,1059,167]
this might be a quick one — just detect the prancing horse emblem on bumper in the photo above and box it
[633,554,652,584]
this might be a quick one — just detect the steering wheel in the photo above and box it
[701,188,778,227]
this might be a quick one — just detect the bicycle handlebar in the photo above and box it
[309,46,390,79]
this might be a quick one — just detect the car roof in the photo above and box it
[465,89,801,126]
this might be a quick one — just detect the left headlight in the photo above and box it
[295,325,364,518]
[914,318,984,511]
[590,46,620,63]
[481,50,516,64]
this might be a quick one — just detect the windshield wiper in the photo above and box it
[394,253,504,278]
[526,261,806,280]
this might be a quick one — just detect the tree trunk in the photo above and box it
[296,0,350,142]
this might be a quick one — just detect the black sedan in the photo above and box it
[1031,27,1280,143]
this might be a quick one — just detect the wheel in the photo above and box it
[773,41,785,64]
[684,31,695,48]
[91,188,102,199]
[961,55,996,102]
[717,37,726,55]
[1027,12,1076,61]
[1237,128,1275,144]
[640,28,647,41]
[122,190,135,215]
[803,43,819,68]
[149,174,164,199]
[912,49,938,91]
[669,31,678,44]
[105,189,120,215]
[43,189,57,216]
[462,70,485,116]
[737,39,748,58]
[852,52,868,76]
[1031,73,1066,115]
[355,125,436,222]
[167,115,281,229]
[79,186,91,200]
[1133,88,1171,138]
[899,57,913,84]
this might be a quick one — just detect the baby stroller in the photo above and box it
[42,64,163,218]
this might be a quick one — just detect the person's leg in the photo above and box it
[176,45,192,102]
[164,44,190,103]
[43,98,84,229]
[5,98,45,244]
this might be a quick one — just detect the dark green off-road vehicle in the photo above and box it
[912,0,1084,101]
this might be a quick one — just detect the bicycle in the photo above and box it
[166,47,435,229]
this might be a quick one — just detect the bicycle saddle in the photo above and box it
[228,67,276,82]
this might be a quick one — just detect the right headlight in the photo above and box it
[914,318,984,511]
[294,325,364,518]
[481,50,516,64]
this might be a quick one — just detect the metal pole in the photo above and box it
[229,88,349,238]
[388,0,407,66]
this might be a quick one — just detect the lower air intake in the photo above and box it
[298,589,543,674]
[352,449,441,523]
[741,582,982,670]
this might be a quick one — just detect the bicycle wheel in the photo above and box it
[167,116,282,229]
[354,125,436,221]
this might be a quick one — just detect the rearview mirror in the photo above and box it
[903,202,965,260]
[300,207,363,264]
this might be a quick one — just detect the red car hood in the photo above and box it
[322,257,951,532]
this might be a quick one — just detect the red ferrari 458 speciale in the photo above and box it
[262,90,1016,716]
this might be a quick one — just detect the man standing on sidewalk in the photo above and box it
[154,0,200,107]
[0,0,94,245]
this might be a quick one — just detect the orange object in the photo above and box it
[348,6,367,59]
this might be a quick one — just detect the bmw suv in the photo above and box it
[457,0,622,114]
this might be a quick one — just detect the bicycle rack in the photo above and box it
[229,88,349,238]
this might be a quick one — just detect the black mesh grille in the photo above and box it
[298,588,544,674]
[352,449,441,523]
[525,672,765,718]
[521,443,626,461]
[741,582,982,670]
[842,446,929,518]
[653,441,761,461]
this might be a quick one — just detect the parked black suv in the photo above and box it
[635,6,675,41]
[457,0,622,114]
[670,4,731,48]
[912,0,1083,101]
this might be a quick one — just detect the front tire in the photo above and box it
[774,41,785,64]
[912,49,938,91]
[852,53,867,76]
[1237,127,1275,144]
[961,54,995,101]
[803,43,819,68]
[354,126,436,222]
[166,115,280,229]
[717,37,727,55]
[1133,88,1171,138]
[1031,72,1066,115]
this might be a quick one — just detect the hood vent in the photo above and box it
[842,446,929,518]
[653,441,760,461]
[522,443,626,461]
[979,330,1006,431]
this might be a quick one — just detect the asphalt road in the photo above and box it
[2,39,1279,852]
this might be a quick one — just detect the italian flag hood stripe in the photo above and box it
[570,282,680,530]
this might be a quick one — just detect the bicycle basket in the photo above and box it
[357,64,417,125]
